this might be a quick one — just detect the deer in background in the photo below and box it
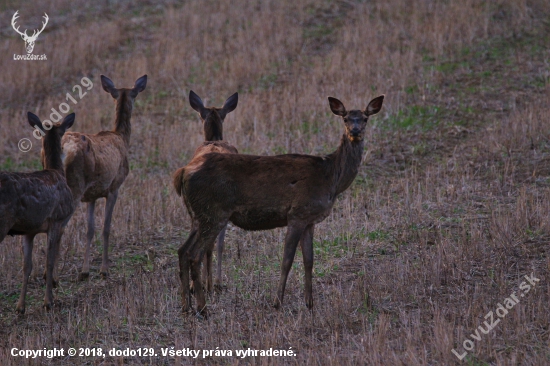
[11,11,49,54]
[0,112,76,314]
[183,90,238,293]
[173,95,384,316]
[62,75,147,280]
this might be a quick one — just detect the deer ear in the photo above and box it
[221,92,238,117]
[365,95,384,116]
[60,113,75,132]
[130,75,147,97]
[27,112,43,131]
[328,97,346,116]
[189,90,206,118]
[101,75,119,99]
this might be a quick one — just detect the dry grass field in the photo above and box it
[0,0,549,364]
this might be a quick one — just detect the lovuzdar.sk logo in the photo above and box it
[12,11,48,61]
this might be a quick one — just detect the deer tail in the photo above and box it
[172,167,186,197]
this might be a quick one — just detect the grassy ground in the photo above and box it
[0,0,549,364]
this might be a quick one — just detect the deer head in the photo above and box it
[328,95,384,142]
[11,11,49,54]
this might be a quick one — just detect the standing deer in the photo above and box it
[62,75,147,280]
[184,90,238,292]
[0,112,76,314]
[11,11,49,54]
[173,95,384,316]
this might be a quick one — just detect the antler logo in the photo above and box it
[11,11,49,54]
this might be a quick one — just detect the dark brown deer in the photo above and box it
[0,112,76,314]
[186,90,238,292]
[62,75,147,280]
[173,95,384,316]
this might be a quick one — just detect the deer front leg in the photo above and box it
[300,224,314,309]
[274,224,305,309]
[43,240,61,288]
[16,234,35,314]
[79,200,96,281]
[44,226,62,311]
[0,220,11,245]
[100,190,119,277]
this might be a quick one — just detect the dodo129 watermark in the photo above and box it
[18,77,93,152]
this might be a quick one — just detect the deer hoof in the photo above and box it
[78,272,90,281]
[100,271,109,279]
[181,304,193,315]
[43,302,52,312]
[213,284,226,293]
[15,306,25,315]
[197,308,208,320]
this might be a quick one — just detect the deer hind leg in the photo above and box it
[79,200,96,281]
[179,229,197,313]
[202,246,213,293]
[191,236,220,318]
[190,222,225,318]
[201,223,227,294]
[300,224,315,310]
[190,250,206,317]
[215,225,227,290]
[201,224,227,294]
[16,234,36,314]
[44,225,63,311]
[274,223,305,309]
[100,190,119,277]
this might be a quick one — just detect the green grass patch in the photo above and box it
[260,73,278,89]
[0,292,19,305]
[303,24,334,40]
[382,105,446,131]
[0,157,42,171]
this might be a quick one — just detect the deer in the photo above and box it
[11,11,49,54]
[62,75,147,280]
[185,90,238,293]
[173,95,384,316]
[0,112,76,314]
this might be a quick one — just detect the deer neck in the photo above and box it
[42,133,64,173]
[114,92,133,146]
[204,114,223,141]
[327,134,364,196]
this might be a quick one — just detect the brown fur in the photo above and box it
[175,95,384,316]
[174,141,238,197]
[62,75,146,279]
[0,112,76,314]
[175,91,239,292]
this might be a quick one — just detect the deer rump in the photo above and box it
[62,131,129,202]
[1,171,74,235]
[182,152,334,231]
